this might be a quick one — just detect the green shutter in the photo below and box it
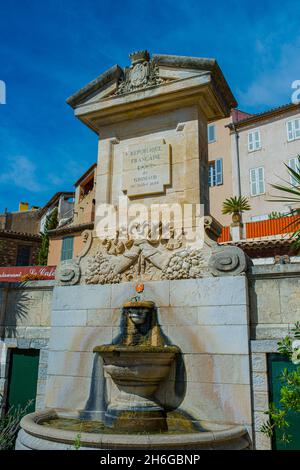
[61,236,74,261]
[268,353,300,450]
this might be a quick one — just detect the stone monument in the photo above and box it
[56,50,248,286]
[17,52,253,450]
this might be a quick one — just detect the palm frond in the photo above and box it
[269,156,300,252]
[222,196,251,215]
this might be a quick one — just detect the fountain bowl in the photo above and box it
[94,344,180,432]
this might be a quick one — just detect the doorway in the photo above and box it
[6,348,40,413]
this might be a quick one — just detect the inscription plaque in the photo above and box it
[122,139,171,197]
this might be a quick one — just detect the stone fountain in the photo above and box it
[94,300,180,432]
[16,298,251,450]
[15,50,253,450]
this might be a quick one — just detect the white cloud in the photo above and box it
[238,36,300,108]
[0,155,43,192]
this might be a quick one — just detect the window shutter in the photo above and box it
[248,132,254,151]
[215,158,223,185]
[250,168,257,196]
[258,167,265,194]
[254,131,261,149]
[208,125,215,143]
[289,157,298,185]
[294,119,300,139]
[287,121,294,141]
[61,237,74,261]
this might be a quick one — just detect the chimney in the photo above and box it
[19,201,29,212]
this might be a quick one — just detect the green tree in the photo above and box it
[268,211,285,220]
[222,196,251,223]
[37,207,58,265]
[261,323,300,444]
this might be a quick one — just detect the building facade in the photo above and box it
[0,205,42,267]
[208,103,300,225]
[229,103,300,222]
[47,164,96,265]
[208,109,251,225]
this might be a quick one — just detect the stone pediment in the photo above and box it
[66,51,236,131]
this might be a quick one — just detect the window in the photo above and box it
[208,124,216,143]
[248,130,261,151]
[286,119,300,142]
[250,167,265,196]
[208,159,223,187]
[61,236,74,261]
[16,246,31,266]
[288,157,299,185]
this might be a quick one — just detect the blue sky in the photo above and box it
[1,0,300,212]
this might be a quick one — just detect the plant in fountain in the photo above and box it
[261,323,300,444]
[222,196,251,224]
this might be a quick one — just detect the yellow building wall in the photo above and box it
[208,117,233,226]
[47,238,62,266]
[47,233,84,266]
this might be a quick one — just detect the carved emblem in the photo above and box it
[116,50,164,95]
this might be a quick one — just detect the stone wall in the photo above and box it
[1,262,300,449]
[248,263,300,449]
[46,277,252,437]
[0,281,54,414]
[0,236,41,267]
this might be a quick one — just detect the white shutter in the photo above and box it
[215,158,223,185]
[250,167,265,195]
[248,132,254,151]
[250,168,257,195]
[258,167,265,194]
[289,157,297,185]
[294,119,300,139]
[287,121,294,141]
[254,131,261,150]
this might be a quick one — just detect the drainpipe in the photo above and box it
[232,123,241,198]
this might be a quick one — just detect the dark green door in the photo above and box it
[268,353,300,450]
[6,349,40,413]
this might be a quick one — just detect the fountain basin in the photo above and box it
[16,409,251,450]
[94,345,180,432]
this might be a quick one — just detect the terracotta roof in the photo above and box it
[0,229,41,241]
[228,102,300,129]
[220,236,296,258]
[48,222,94,236]
[225,237,292,249]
